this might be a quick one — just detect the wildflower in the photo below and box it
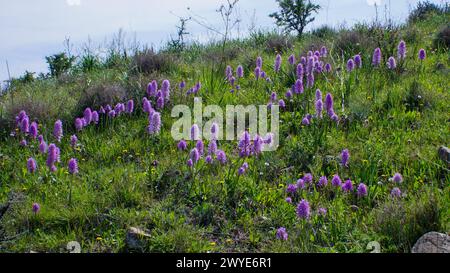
[347,58,355,72]
[306,56,314,75]
[32,203,40,214]
[317,176,328,187]
[187,159,193,167]
[256,56,262,68]
[315,89,322,100]
[147,112,161,134]
[143,97,152,113]
[190,124,200,141]
[398,40,406,60]
[372,47,382,67]
[39,141,48,154]
[254,67,261,80]
[288,54,295,65]
[238,167,246,175]
[357,183,368,197]
[147,80,157,97]
[179,81,186,90]
[318,207,327,216]
[391,187,402,198]
[208,139,217,155]
[27,157,37,173]
[294,79,304,94]
[331,174,342,187]
[216,150,227,164]
[156,96,164,109]
[300,56,306,65]
[387,56,397,69]
[306,73,314,88]
[325,63,332,73]
[210,122,219,140]
[315,99,323,118]
[177,139,187,151]
[46,143,58,169]
[20,116,29,133]
[236,65,244,78]
[302,116,310,125]
[238,131,251,158]
[196,140,204,155]
[270,92,277,102]
[392,173,403,183]
[418,49,426,60]
[99,106,105,114]
[296,178,305,189]
[278,99,286,109]
[205,155,213,164]
[190,148,200,163]
[303,173,313,184]
[320,46,328,57]
[354,54,362,68]
[296,199,311,219]
[89,109,98,123]
[341,149,350,167]
[126,99,134,113]
[296,63,304,79]
[225,65,233,78]
[260,70,267,79]
[325,93,334,113]
[75,118,83,131]
[38,135,44,143]
[20,139,27,146]
[83,108,92,125]
[70,135,78,147]
[68,158,78,174]
[285,89,293,99]
[285,197,292,203]
[276,227,288,241]
[52,120,62,142]
[286,184,297,194]
[274,54,282,72]
[29,122,38,139]
[342,179,353,192]
[162,79,170,100]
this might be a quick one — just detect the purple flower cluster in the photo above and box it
[276,227,288,241]
[296,199,311,219]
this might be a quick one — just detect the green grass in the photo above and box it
[0,11,449,253]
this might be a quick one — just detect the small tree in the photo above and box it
[270,0,320,38]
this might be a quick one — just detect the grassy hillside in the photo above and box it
[0,6,449,253]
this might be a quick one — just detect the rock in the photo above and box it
[438,146,450,166]
[126,227,151,251]
[412,232,450,253]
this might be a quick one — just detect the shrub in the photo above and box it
[45,52,76,77]
[311,25,336,39]
[403,80,432,112]
[373,188,443,252]
[5,99,59,129]
[265,34,294,53]
[79,54,102,73]
[77,83,127,113]
[131,49,174,75]
[433,25,450,50]
[334,30,374,56]
[408,1,444,23]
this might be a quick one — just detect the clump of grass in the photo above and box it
[372,188,443,252]
[131,49,175,75]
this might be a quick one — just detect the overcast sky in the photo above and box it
[0,0,447,82]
